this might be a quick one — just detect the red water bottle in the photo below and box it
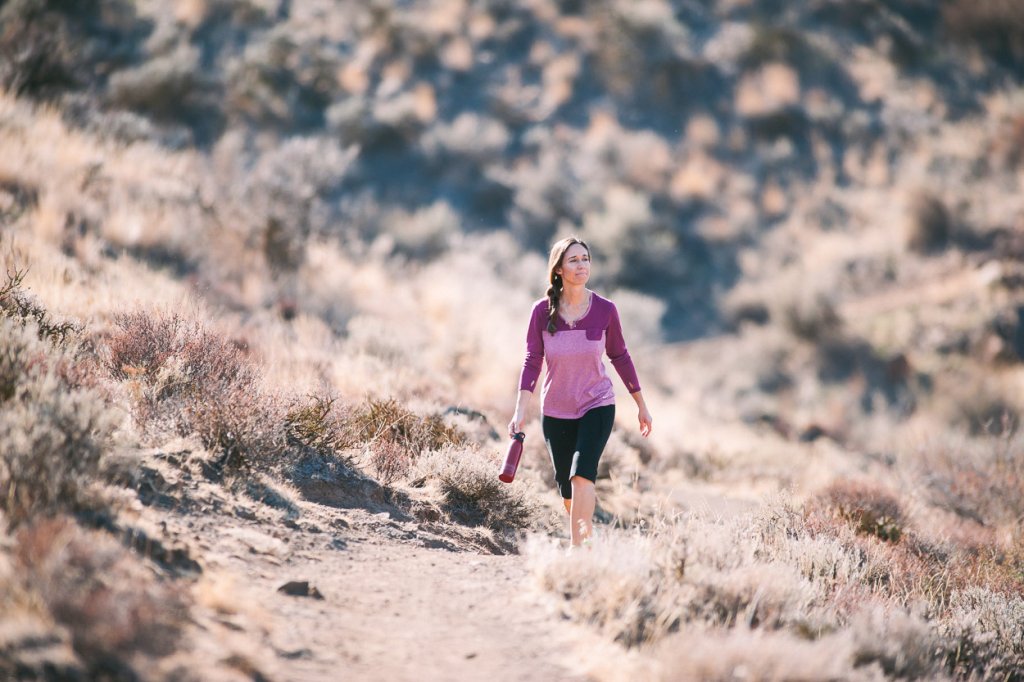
[499,432,525,483]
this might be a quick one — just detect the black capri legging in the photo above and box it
[542,404,615,499]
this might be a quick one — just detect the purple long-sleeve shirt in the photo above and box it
[518,293,641,419]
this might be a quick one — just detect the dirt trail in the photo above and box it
[246,531,591,681]
[134,455,602,682]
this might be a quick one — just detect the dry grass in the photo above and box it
[413,446,539,535]
[527,529,682,646]
[527,475,1024,678]
[647,627,856,682]
[352,398,465,484]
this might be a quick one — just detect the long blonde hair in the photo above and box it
[545,236,590,334]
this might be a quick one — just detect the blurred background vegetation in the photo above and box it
[4,0,1021,340]
[3,0,1024,679]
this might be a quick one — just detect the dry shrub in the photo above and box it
[0,319,115,526]
[414,447,537,534]
[0,0,144,97]
[104,310,192,381]
[351,397,466,483]
[859,537,957,611]
[381,201,462,261]
[731,503,947,618]
[943,0,1024,68]
[781,291,841,342]
[419,112,510,165]
[185,387,284,472]
[437,459,533,532]
[369,438,409,486]
[105,310,283,471]
[0,178,39,225]
[941,586,1024,680]
[0,267,80,345]
[106,46,211,123]
[804,474,1023,619]
[225,28,340,129]
[740,25,814,70]
[285,393,353,456]
[234,136,358,270]
[914,434,1024,529]
[765,272,842,343]
[996,114,1024,169]
[952,390,1018,437]
[529,493,1019,678]
[812,479,906,543]
[586,0,696,118]
[801,492,957,611]
[905,191,951,254]
[850,608,947,680]
[13,516,189,673]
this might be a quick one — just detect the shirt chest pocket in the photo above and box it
[585,328,604,342]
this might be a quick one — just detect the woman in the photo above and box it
[509,236,653,547]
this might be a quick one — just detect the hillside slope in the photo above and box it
[3,0,1024,679]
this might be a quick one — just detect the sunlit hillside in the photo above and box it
[2,0,1024,679]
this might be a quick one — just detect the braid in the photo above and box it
[546,275,562,334]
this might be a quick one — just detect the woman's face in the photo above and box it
[556,243,591,286]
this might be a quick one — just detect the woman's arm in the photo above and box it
[509,389,533,437]
[605,303,641,393]
[510,303,544,436]
[629,390,653,437]
[519,303,545,393]
[606,303,652,436]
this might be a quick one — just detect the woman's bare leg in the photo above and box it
[569,476,596,546]
[563,498,572,514]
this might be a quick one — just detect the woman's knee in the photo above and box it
[570,475,594,490]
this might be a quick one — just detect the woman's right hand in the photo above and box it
[508,411,524,437]
[509,390,532,437]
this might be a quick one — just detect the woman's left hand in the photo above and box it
[638,406,653,438]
